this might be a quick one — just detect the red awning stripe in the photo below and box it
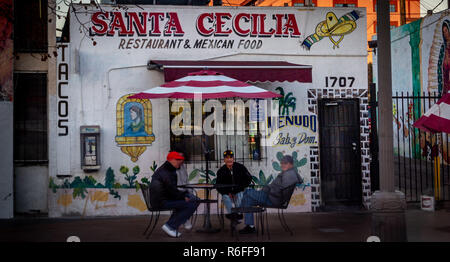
[129,91,280,99]
[149,60,313,83]
[413,92,450,133]
[162,80,252,88]
[413,114,450,133]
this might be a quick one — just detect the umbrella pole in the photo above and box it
[205,133,210,184]
[197,133,220,233]
[205,133,211,228]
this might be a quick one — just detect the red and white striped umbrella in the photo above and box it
[413,92,450,133]
[128,70,282,99]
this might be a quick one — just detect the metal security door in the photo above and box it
[318,99,362,206]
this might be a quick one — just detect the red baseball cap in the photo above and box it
[167,151,184,161]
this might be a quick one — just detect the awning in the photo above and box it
[413,92,450,134]
[148,60,312,83]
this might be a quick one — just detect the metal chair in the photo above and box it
[139,183,177,239]
[216,192,225,229]
[232,183,300,240]
[231,185,268,240]
[231,205,266,240]
[261,184,299,238]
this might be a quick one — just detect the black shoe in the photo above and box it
[239,225,256,234]
[236,213,243,220]
[225,214,233,220]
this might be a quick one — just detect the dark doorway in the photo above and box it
[318,98,362,209]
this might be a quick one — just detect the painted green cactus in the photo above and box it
[119,165,138,188]
[251,170,274,186]
[274,87,297,116]
[189,168,217,184]
[135,162,157,192]
[49,162,158,200]
[149,161,158,173]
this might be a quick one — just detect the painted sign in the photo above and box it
[56,43,71,175]
[72,5,367,55]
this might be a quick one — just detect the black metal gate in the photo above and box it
[390,92,450,202]
[318,98,362,206]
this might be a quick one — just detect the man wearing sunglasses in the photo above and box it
[216,150,253,222]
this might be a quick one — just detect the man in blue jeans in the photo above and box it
[150,151,199,238]
[216,150,252,221]
[239,155,303,234]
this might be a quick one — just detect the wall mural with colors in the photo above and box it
[115,94,156,162]
[302,10,361,50]
[48,5,368,217]
[388,10,450,165]
[48,82,314,217]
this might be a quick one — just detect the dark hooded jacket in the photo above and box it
[150,161,188,208]
[216,162,252,195]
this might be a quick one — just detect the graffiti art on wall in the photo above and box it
[268,87,317,148]
[389,12,450,165]
[437,20,450,95]
[49,161,158,216]
[115,94,155,162]
[427,13,450,95]
[274,87,296,115]
[427,14,450,165]
[302,10,361,50]
[0,0,13,101]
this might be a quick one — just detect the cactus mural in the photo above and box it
[49,161,159,201]
[189,168,217,184]
[251,170,274,186]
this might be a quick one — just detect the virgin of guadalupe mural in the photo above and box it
[438,20,450,96]
[424,14,450,165]
[125,104,146,136]
[115,94,155,162]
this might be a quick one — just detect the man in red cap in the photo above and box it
[149,151,199,238]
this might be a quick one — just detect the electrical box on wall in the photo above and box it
[80,125,101,171]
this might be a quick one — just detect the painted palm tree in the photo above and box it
[274,87,296,115]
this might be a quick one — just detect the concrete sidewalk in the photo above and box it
[0,209,449,242]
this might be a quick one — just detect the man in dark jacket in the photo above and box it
[216,150,252,220]
[150,151,199,238]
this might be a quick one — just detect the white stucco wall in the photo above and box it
[49,5,368,217]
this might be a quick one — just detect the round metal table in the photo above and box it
[178,183,239,233]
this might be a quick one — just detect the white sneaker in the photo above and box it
[183,220,193,230]
[161,224,181,238]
